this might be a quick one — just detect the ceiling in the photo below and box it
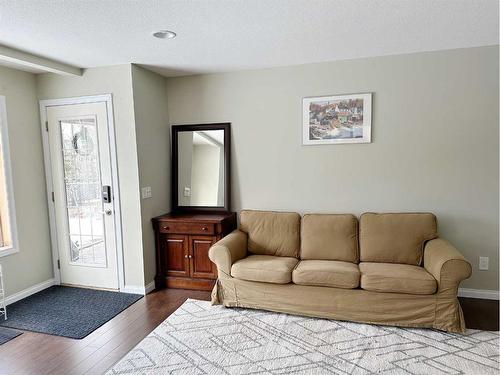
[0,0,498,77]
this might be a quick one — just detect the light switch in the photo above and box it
[141,186,152,199]
[183,187,191,197]
[479,256,489,271]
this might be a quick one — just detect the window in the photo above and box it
[0,96,18,256]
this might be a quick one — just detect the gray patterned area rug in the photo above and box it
[106,299,499,374]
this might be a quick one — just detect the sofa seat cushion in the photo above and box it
[359,262,437,295]
[292,260,360,289]
[231,255,298,284]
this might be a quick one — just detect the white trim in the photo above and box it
[0,246,17,257]
[103,95,126,293]
[40,94,115,107]
[5,278,56,306]
[0,96,19,258]
[458,288,499,300]
[39,94,125,291]
[122,285,145,295]
[3,279,496,307]
[0,44,82,76]
[122,281,156,296]
[145,281,156,294]
[39,100,61,283]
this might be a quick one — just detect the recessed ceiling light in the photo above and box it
[152,30,177,39]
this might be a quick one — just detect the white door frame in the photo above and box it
[39,94,125,291]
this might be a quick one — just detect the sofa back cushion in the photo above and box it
[359,213,437,266]
[240,210,301,258]
[301,214,358,262]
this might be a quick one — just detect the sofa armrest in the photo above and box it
[424,238,472,294]
[209,230,248,276]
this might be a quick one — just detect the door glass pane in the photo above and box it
[60,118,106,266]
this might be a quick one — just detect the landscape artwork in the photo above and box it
[303,93,372,145]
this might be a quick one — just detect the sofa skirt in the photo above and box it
[211,275,466,333]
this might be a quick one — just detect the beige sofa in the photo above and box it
[208,210,472,333]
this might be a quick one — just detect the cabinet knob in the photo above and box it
[202,227,208,231]
[163,226,169,230]
[188,255,192,259]
[184,255,188,258]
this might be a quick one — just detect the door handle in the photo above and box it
[102,186,112,203]
[102,209,112,216]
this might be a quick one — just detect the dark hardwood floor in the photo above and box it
[0,290,497,375]
[459,296,499,331]
[0,289,211,375]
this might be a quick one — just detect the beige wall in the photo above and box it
[131,65,170,285]
[0,66,53,296]
[0,46,497,295]
[166,46,499,291]
[37,65,146,288]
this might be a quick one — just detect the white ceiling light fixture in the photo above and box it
[152,30,177,39]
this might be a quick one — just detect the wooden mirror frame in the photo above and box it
[171,123,231,213]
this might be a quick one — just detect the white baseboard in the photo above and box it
[458,288,499,300]
[5,278,56,305]
[121,285,145,295]
[5,279,494,305]
[122,281,155,295]
[122,285,495,299]
[145,281,156,294]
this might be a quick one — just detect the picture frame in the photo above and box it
[302,93,372,145]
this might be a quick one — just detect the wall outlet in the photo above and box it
[141,186,152,199]
[479,256,489,271]
[183,187,191,197]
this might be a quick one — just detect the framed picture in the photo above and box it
[302,93,372,145]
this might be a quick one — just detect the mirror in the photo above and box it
[172,123,230,212]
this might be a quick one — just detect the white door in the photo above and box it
[46,102,118,289]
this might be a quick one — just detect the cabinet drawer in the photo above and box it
[159,222,215,235]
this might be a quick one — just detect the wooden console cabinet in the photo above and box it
[153,212,236,291]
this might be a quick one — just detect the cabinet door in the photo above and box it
[189,236,217,279]
[164,234,190,277]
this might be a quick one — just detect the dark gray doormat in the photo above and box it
[0,326,22,345]
[0,286,142,339]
